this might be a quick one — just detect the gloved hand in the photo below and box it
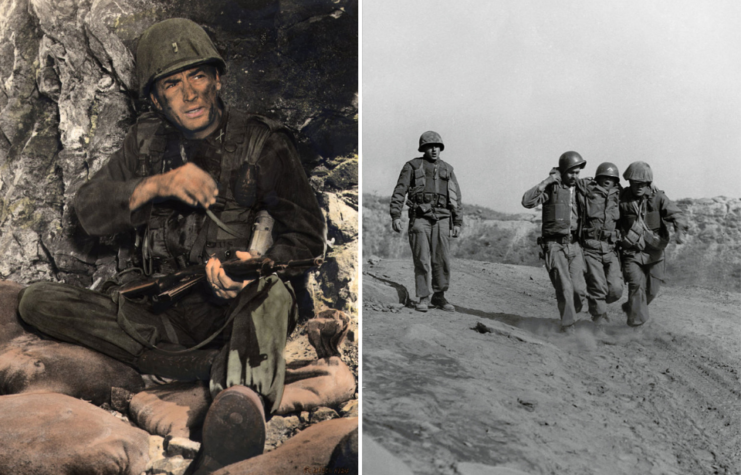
[452,226,461,238]
[392,218,403,233]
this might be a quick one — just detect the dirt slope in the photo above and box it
[362,258,741,475]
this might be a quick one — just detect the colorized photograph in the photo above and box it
[362,1,741,474]
[0,1,358,474]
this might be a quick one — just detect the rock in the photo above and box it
[323,191,359,245]
[310,240,358,313]
[339,398,359,418]
[147,435,166,471]
[0,333,143,405]
[213,417,358,474]
[111,386,135,412]
[266,414,301,451]
[128,381,211,439]
[456,463,533,475]
[325,157,359,190]
[278,357,356,414]
[310,406,339,424]
[362,273,410,307]
[328,428,358,473]
[307,309,350,358]
[150,455,191,475]
[0,392,150,475]
[164,436,201,459]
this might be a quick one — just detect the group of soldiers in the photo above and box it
[390,134,688,333]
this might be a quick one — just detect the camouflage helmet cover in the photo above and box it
[136,18,226,98]
[418,131,444,152]
[623,161,653,182]
[595,162,620,179]
[558,151,586,172]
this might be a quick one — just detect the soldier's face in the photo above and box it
[629,180,650,197]
[150,66,222,139]
[596,176,618,190]
[561,167,581,186]
[423,144,441,161]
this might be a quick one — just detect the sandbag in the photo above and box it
[0,392,150,475]
[0,334,144,405]
[278,356,356,414]
[129,381,211,438]
[212,417,358,475]
[0,280,25,344]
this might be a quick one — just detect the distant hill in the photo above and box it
[362,194,741,292]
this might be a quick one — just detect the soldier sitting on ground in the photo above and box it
[618,161,687,327]
[522,151,588,333]
[17,18,325,474]
[390,131,463,312]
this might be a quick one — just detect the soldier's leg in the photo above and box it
[408,218,433,298]
[429,218,450,294]
[544,242,577,327]
[645,259,665,306]
[622,258,649,326]
[18,281,172,364]
[583,248,608,318]
[569,243,587,314]
[604,249,624,304]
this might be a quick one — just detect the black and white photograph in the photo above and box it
[362,1,741,474]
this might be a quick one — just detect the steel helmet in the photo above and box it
[558,151,586,172]
[418,131,444,152]
[623,161,653,182]
[136,18,226,98]
[595,162,620,179]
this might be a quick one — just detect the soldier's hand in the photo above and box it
[392,219,403,233]
[548,168,562,184]
[675,231,686,245]
[162,163,219,208]
[206,251,253,299]
[452,226,461,238]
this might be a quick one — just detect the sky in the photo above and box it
[362,0,741,214]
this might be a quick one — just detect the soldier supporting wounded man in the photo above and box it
[522,152,588,332]
[618,161,687,327]
[390,131,463,312]
[16,18,325,474]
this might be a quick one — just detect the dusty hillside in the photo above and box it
[362,258,741,475]
[363,193,741,292]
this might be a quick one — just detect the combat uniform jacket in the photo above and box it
[389,156,463,228]
[581,180,622,252]
[618,187,687,265]
[521,178,589,239]
[75,106,325,276]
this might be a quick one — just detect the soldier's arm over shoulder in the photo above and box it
[255,129,325,263]
[389,161,413,220]
[522,181,550,209]
[74,126,150,236]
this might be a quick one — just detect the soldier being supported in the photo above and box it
[618,161,687,327]
[16,18,325,474]
[522,152,588,332]
[581,162,624,325]
[390,131,463,312]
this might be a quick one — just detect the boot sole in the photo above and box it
[201,386,266,468]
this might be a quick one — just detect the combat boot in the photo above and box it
[592,313,609,326]
[189,385,266,474]
[416,296,430,312]
[134,349,218,381]
[431,292,455,312]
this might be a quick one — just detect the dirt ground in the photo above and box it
[362,258,741,475]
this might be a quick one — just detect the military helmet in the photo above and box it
[418,131,444,152]
[558,151,586,172]
[136,18,226,98]
[595,162,620,179]
[623,161,653,182]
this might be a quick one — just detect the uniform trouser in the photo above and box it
[544,241,587,327]
[622,256,665,327]
[17,275,295,414]
[583,246,624,318]
[408,216,450,298]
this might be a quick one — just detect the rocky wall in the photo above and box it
[0,0,358,312]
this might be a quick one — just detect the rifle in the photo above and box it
[118,257,323,304]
